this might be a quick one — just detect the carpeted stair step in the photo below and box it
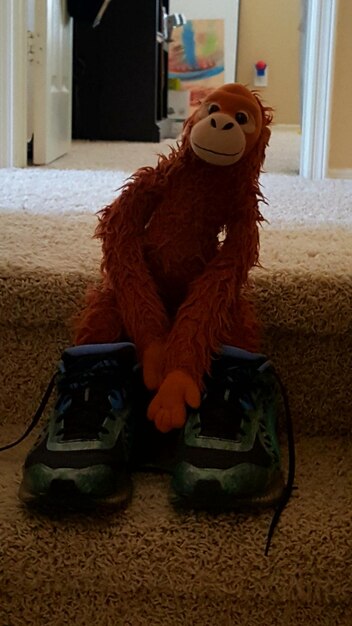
[0,213,351,438]
[0,207,351,626]
[0,435,351,626]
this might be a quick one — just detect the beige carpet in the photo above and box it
[1,436,351,626]
[1,132,352,624]
[1,214,351,334]
[1,211,351,439]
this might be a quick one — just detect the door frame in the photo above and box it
[299,0,338,179]
[0,0,338,176]
[0,0,27,168]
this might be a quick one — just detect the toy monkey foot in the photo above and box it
[147,370,201,433]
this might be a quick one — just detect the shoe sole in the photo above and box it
[19,464,132,511]
[171,467,285,511]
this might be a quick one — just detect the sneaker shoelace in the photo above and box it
[197,369,249,440]
[234,361,296,556]
[0,358,122,452]
[55,359,122,440]
[0,373,57,453]
[264,364,296,556]
[197,362,296,556]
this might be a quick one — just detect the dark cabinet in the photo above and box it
[71,0,169,141]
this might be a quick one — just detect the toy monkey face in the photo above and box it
[190,85,263,166]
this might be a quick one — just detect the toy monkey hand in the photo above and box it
[142,340,167,390]
[147,370,201,433]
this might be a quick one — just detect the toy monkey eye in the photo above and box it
[208,103,220,114]
[235,111,249,125]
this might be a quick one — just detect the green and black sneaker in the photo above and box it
[1,343,138,509]
[171,346,295,552]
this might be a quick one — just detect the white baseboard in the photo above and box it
[328,168,352,179]
[273,124,301,132]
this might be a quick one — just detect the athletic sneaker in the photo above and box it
[171,346,295,552]
[14,343,137,508]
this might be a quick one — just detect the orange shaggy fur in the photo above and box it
[73,83,272,432]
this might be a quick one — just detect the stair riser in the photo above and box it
[0,326,350,438]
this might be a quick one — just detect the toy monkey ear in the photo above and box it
[180,93,212,145]
[262,105,274,129]
[237,92,272,173]
[247,117,271,176]
[181,108,201,144]
[261,106,273,150]
[252,91,274,128]
[253,93,273,149]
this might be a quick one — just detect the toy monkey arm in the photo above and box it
[163,218,259,386]
[96,169,170,354]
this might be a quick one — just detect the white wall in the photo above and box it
[328,0,352,175]
[236,0,301,125]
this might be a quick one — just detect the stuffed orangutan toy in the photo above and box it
[74,83,272,434]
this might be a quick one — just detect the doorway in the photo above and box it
[0,0,338,178]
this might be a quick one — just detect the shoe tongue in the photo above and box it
[62,351,110,372]
[62,343,136,370]
[60,384,111,441]
[199,386,244,440]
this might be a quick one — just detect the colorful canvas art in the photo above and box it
[168,19,225,113]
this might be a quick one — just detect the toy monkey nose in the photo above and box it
[210,117,235,131]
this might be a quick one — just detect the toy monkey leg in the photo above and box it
[73,285,126,346]
[223,298,261,353]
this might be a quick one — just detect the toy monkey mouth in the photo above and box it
[194,143,242,157]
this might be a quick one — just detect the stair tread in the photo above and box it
[0,213,351,334]
[1,435,351,621]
